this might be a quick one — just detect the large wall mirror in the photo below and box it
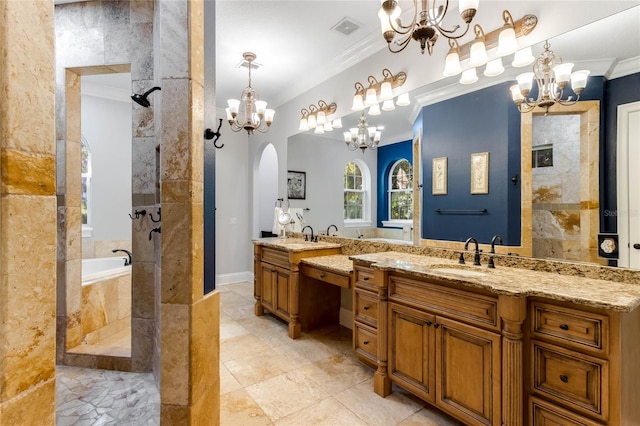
[284,6,639,268]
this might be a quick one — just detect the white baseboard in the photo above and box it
[216,271,253,286]
[339,308,353,330]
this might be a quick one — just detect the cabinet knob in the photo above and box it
[433,323,440,329]
[426,320,433,327]
[363,340,369,345]
[271,269,276,273]
[363,276,370,281]
[319,273,325,278]
[363,305,370,310]
[560,375,569,383]
[559,324,569,330]
[634,243,640,249]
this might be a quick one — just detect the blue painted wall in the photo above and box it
[603,73,640,233]
[377,140,412,227]
[421,82,521,245]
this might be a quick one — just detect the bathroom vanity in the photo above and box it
[350,251,640,426]
[253,238,343,338]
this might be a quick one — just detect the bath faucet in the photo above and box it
[488,235,504,268]
[327,224,338,236]
[463,237,481,266]
[112,249,132,266]
[301,225,315,242]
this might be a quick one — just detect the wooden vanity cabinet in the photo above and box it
[386,273,502,426]
[352,261,383,368]
[527,299,640,426]
[254,243,340,339]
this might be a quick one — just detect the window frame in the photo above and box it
[386,158,413,226]
[343,159,372,228]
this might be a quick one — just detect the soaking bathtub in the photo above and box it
[82,256,131,284]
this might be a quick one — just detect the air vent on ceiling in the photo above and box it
[332,17,361,36]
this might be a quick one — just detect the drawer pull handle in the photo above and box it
[319,273,325,278]
[559,324,569,330]
[560,375,569,383]
[363,305,370,310]
[363,276,370,281]
[363,340,369,345]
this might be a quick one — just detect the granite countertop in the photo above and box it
[253,237,341,252]
[300,254,353,275]
[350,252,640,312]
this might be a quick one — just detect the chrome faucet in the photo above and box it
[327,224,338,236]
[488,235,504,268]
[112,249,132,266]
[301,225,315,242]
[462,237,481,266]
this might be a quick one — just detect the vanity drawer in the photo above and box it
[354,289,378,327]
[388,274,498,329]
[532,341,608,420]
[261,247,290,269]
[530,396,603,426]
[354,265,376,291]
[354,322,377,362]
[300,264,350,288]
[532,302,608,355]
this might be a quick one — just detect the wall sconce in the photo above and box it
[204,118,223,149]
[298,100,342,135]
[352,68,410,115]
[443,11,538,83]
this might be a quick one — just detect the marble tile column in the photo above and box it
[157,1,220,423]
[0,0,57,424]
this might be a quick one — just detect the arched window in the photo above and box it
[388,159,413,220]
[81,136,92,228]
[343,159,371,226]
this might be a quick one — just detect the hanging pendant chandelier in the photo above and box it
[343,112,382,153]
[510,41,590,114]
[225,52,275,135]
[378,0,479,55]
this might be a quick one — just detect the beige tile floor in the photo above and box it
[56,281,462,425]
[217,281,461,426]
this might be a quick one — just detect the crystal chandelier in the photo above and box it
[378,0,479,55]
[343,113,382,153]
[225,52,275,135]
[510,41,590,114]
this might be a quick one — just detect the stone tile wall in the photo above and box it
[0,0,57,423]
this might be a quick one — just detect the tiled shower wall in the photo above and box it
[55,0,157,372]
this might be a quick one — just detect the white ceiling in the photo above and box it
[214,0,640,136]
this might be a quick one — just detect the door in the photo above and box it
[436,316,502,426]
[274,267,291,318]
[260,263,277,312]
[617,101,640,269]
[388,303,437,403]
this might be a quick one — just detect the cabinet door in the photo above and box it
[388,302,436,403]
[436,316,502,426]
[274,266,291,318]
[260,263,276,312]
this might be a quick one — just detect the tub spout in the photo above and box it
[112,249,132,266]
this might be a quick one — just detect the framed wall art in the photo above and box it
[432,157,447,195]
[287,170,306,200]
[470,152,489,194]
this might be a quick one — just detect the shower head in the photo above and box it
[131,86,161,107]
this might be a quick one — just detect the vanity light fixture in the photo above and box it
[225,52,275,135]
[378,0,479,55]
[442,11,538,83]
[510,41,590,114]
[351,68,410,115]
[343,112,382,153]
[298,100,342,134]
